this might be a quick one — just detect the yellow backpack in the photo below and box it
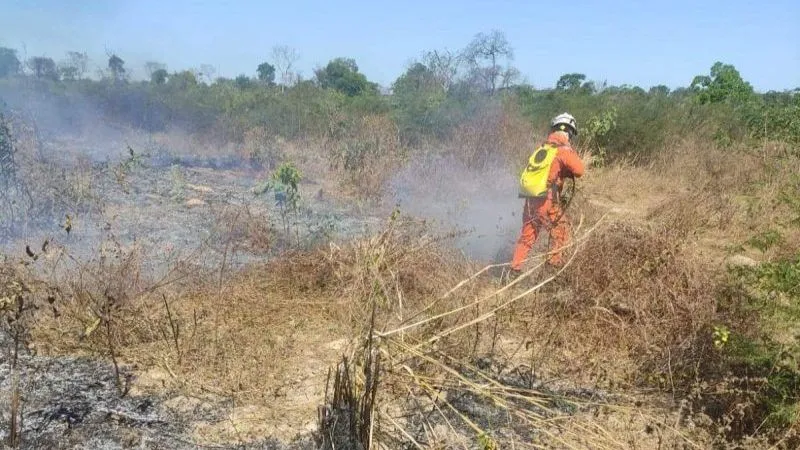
[519,142,558,198]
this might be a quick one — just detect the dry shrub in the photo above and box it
[499,98,538,166]
[150,266,343,404]
[1,112,100,235]
[558,221,717,379]
[34,242,160,352]
[19,154,99,217]
[2,110,42,159]
[151,217,476,408]
[210,203,273,254]
[645,183,740,238]
[592,137,800,261]
[643,139,757,238]
[1,251,59,358]
[348,115,404,199]
[29,215,478,412]
[448,103,505,170]
[240,126,285,169]
[446,99,538,172]
[146,128,237,160]
[262,216,474,325]
[281,137,329,183]
[329,114,403,201]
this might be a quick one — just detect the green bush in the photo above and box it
[2,56,798,163]
[712,256,800,436]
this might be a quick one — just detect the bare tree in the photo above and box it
[271,45,300,87]
[422,49,460,91]
[198,64,216,83]
[65,51,88,79]
[70,52,88,77]
[501,67,521,90]
[461,30,515,94]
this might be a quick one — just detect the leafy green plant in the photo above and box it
[582,106,617,166]
[254,161,302,243]
[747,229,784,251]
[478,432,498,450]
[717,256,800,433]
[113,146,149,194]
[713,325,730,349]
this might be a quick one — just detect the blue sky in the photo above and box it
[1,0,798,91]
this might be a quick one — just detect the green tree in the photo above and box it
[690,62,755,105]
[649,85,670,96]
[27,57,59,81]
[581,80,597,94]
[65,51,88,79]
[144,61,166,80]
[257,62,276,85]
[168,70,198,90]
[151,68,168,85]
[108,54,126,81]
[58,52,88,81]
[0,47,21,77]
[235,74,253,89]
[391,62,446,140]
[58,65,79,81]
[556,73,586,91]
[315,57,377,96]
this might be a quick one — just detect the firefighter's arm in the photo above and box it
[559,147,585,178]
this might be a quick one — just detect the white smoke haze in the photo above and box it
[387,152,522,264]
[1,79,531,272]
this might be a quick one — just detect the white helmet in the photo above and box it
[550,112,578,135]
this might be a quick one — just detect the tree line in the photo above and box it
[0,31,797,157]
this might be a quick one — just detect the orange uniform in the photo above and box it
[511,131,584,270]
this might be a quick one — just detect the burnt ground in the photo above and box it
[1,138,381,449]
[1,338,612,449]
[2,138,387,275]
[0,333,320,449]
[1,138,597,448]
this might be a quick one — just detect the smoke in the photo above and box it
[387,152,522,264]
[1,79,529,267]
[0,80,196,165]
[1,83,99,135]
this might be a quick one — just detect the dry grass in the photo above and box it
[558,221,718,383]
[27,215,488,442]
[10,109,799,449]
[580,137,800,259]
[327,114,405,202]
[210,203,274,254]
[528,137,800,385]
[325,214,719,449]
[262,216,477,327]
[240,126,286,169]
